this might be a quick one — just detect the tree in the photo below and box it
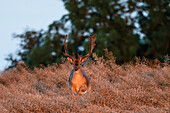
[62,0,140,63]
[6,30,43,69]
[6,20,67,69]
[6,0,170,69]
[130,0,170,60]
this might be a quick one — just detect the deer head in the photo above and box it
[63,34,96,70]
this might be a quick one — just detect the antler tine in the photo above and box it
[82,34,97,59]
[73,52,76,59]
[87,34,96,53]
[63,35,73,59]
[78,53,80,59]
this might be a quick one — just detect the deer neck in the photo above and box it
[73,68,84,79]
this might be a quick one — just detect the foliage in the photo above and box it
[0,54,169,112]
[6,21,67,69]
[62,0,140,62]
[138,0,170,59]
[5,0,170,69]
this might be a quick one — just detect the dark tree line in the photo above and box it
[6,0,170,69]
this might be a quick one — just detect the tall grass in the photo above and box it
[0,52,169,112]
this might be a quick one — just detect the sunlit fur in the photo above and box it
[68,56,90,97]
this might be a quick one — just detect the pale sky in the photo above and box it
[0,0,67,71]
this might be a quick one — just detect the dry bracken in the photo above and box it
[0,54,169,112]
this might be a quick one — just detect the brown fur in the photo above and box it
[69,68,89,97]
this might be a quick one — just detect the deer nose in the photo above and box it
[75,60,79,65]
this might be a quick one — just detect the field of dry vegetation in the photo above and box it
[0,52,169,113]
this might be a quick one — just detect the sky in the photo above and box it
[0,0,67,71]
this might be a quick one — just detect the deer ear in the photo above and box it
[67,57,73,63]
[81,58,87,63]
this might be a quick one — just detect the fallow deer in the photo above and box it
[63,34,96,97]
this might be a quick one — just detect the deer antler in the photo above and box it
[63,35,73,59]
[81,34,96,62]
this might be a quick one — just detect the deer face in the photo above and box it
[67,54,82,71]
